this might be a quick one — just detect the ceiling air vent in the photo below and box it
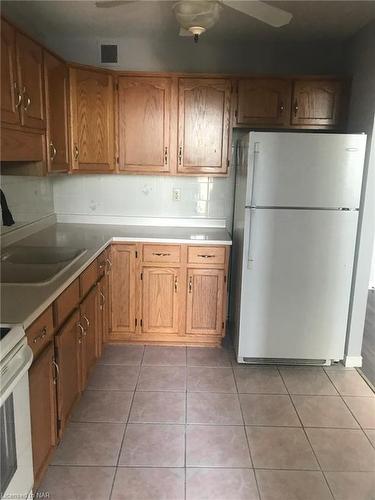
[99,41,119,65]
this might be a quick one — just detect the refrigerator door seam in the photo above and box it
[245,206,359,211]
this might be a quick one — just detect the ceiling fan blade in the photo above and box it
[179,27,194,36]
[222,0,292,27]
[95,1,130,8]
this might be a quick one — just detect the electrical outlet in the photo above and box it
[173,188,181,201]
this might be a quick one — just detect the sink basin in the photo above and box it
[0,246,87,285]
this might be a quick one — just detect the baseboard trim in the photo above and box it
[344,355,363,367]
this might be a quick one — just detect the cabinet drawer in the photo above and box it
[188,246,226,265]
[27,306,54,357]
[54,279,80,327]
[143,244,181,263]
[80,260,98,297]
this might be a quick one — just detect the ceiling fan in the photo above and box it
[95,0,293,43]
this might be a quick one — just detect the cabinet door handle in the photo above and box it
[197,254,215,259]
[178,146,183,165]
[100,291,105,308]
[164,146,168,165]
[279,101,284,114]
[52,360,60,385]
[14,82,22,109]
[22,87,31,111]
[174,276,178,293]
[83,314,90,328]
[188,276,192,293]
[152,252,171,257]
[294,100,299,116]
[49,142,57,161]
[74,144,79,160]
[105,258,112,273]
[77,322,85,339]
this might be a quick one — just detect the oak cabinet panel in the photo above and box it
[236,79,291,127]
[16,32,45,130]
[70,67,115,172]
[80,286,98,390]
[186,268,224,336]
[291,79,345,127]
[110,244,137,334]
[44,51,70,172]
[177,78,231,174]
[1,19,19,126]
[118,76,171,172]
[28,342,57,487]
[55,310,81,436]
[141,267,180,334]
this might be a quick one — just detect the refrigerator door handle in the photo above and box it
[247,141,260,208]
[247,208,256,269]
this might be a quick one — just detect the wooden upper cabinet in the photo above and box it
[186,268,224,336]
[44,51,70,172]
[16,32,45,129]
[1,19,20,126]
[177,78,231,175]
[141,267,180,334]
[291,79,345,128]
[118,76,171,173]
[111,244,137,333]
[70,67,115,172]
[236,79,292,127]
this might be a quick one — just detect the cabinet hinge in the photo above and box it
[227,159,230,167]
[234,109,238,118]
[135,318,138,327]
[140,272,143,280]
[140,319,143,327]
[115,82,119,91]
[135,250,138,258]
[224,275,227,283]
[222,321,225,329]
[116,156,119,164]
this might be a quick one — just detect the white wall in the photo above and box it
[344,21,375,362]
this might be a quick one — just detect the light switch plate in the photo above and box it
[173,188,181,201]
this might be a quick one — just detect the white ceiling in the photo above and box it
[1,0,375,44]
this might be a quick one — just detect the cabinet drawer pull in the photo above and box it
[83,315,90,328]
[49,142,57,161]
[188,276,192,293]
[164,146,168,164]
[14,82,22,108]
[174,276,178,293]
[32,326,47,343]
[152,252,171,257]
[74,144,79,160]
[178,146,183,165]
[197,254,215,258]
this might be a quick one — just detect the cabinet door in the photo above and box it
[55,310,81,436]
[1,19,20,126]
[236,79,291,127]
[178,78,231,174]
[80,286,98,389]
[97,278,109,357]
[291,80,345,127]
[186,268,224,336]
[16,32,45,130]
[44,51,70,172]
[29,342,57,487]
[111,245,137,333]
[119,77,171,172]
[70,67,115,172]
[142,267,180,334]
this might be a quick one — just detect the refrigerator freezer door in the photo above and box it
[246,132,366,209]
[238,208,358,361]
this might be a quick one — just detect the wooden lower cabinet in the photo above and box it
[28,342,57,488]
[97,274,110,356]
[80,286,98,390]
[55,310,81,436]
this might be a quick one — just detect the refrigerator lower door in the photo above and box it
[238,208,358,362]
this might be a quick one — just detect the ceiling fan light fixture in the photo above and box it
[174,0,222,40]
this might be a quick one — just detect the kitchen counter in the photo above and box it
[0,222,232,328]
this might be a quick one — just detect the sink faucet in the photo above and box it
[0,189,15,226]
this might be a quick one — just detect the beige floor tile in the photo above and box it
[325,471,375,500]
[119,424,185,467]
[187,366,237,393]
[137,366,186,391]
[186,425,251,467]
[51,422,125,466]
[99,344,144,365]
[326,370,374,396]
[292,395,359,428]
[240,394,300,426]
[38,466,115,500]
[87,365,139,391]
[306,428,375,471]
[129,391,185,423]
[246,426,318,470]
[187,347,232,367]
[279,367,338,395]
[186,468,260,500]
[365,429,375,447]
[256,470,333,500]
[143,346,186,366]
[71,390,133,423]
[111,468,185,500]
[233,366,287,394]
[187,392,243,425]
[344,397,375,428]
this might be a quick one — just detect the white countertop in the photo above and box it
[1,222,232,328]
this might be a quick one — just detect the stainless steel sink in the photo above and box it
[0,246,87,285]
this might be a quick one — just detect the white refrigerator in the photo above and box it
[231,131,366,364]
